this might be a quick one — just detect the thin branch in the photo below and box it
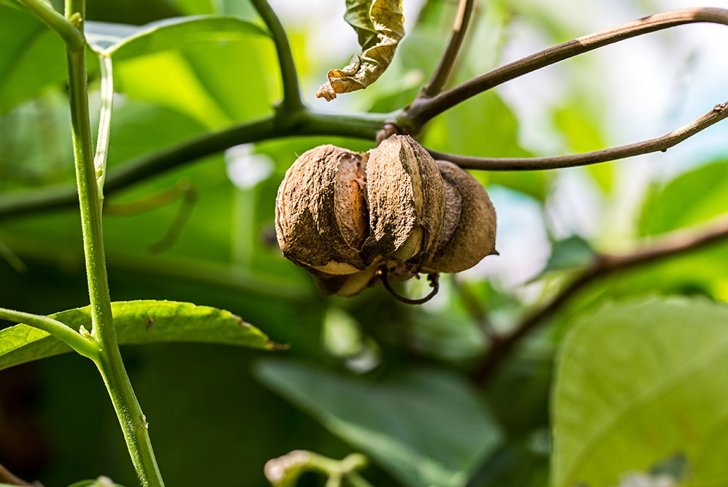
[420,0,475,97]
[0,307,99,360]
[429,101,728,170]
[0,110,389,221]
[18,0,84,50]
[249,0,304,115]
[471,214,728,385]
[404,7,728,127]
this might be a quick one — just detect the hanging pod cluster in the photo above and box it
[275,135,497,299]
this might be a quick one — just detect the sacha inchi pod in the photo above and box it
[275,136,497,298]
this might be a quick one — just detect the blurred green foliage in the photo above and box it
[1,1,728,486]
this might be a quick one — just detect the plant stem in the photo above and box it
[420,0,474,97]
[404,7,728,127]
[63,1,164,484]
[249,0,304,114]
[429,101,728,170]
[0,109,391,221]
[18,0,84,49]
[0,307,98,360]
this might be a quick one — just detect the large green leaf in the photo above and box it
[105,16,278,129]
[256,360,502,487]
[102,16,267,59]
[552,296,728,487]
[0,300,274,370]
[0,5,67,113]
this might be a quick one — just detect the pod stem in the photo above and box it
[379,270,440,305]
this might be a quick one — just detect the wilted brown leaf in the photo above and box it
[316,0,404,101]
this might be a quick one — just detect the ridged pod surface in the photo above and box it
[361,135,444,265]
[275,145,368,275]
[422,161,497,273]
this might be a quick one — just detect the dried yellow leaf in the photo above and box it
[316,0,404,101]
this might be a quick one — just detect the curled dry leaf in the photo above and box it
[316,0,404,101]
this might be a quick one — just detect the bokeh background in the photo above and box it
[1,0,728,485]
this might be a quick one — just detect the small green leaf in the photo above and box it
[316,0,404,100]
[552,296,728,487]
[256,360,502,487]
[0,300,274,371]
[539,235,597,276]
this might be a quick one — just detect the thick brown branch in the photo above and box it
[405,7,728,127]
[471,214,728,385]
[429,101,728,170]
[420,0,475,97]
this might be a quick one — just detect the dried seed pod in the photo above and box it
[361,135,444,266]
[423,161,497,273]
[275,145,369,275]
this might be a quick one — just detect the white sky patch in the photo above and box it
[225,145,274,189]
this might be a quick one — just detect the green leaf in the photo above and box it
[552,296,728,487]
[0,300,274,371]
[100,16,277,128]
[0,5,67,113]
[540,235,597,275]
[551,96,612,193]
[103,16,267,59]
[639,159,728,236]
[316,0,404,100]
[255,360,502,487]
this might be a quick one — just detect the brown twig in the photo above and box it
[420,0,475,97]
[404,7,728,128]
[429,101,728,170]
[471,214,728,385]
[0,463,33,486]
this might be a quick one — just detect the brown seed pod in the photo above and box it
[361,135,445,266]
[422,161,497,273]
[275,145,369,275]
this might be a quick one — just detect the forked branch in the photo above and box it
[405,7,728,126]
[430,101,728,170]
[471,214,728,385]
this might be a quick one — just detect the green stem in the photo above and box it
[18,0,84,49]
[63,2,164,485]
[0,110,393,221]
[249,0,304,115]
[0,307,98,360]
[94,52,114,200]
